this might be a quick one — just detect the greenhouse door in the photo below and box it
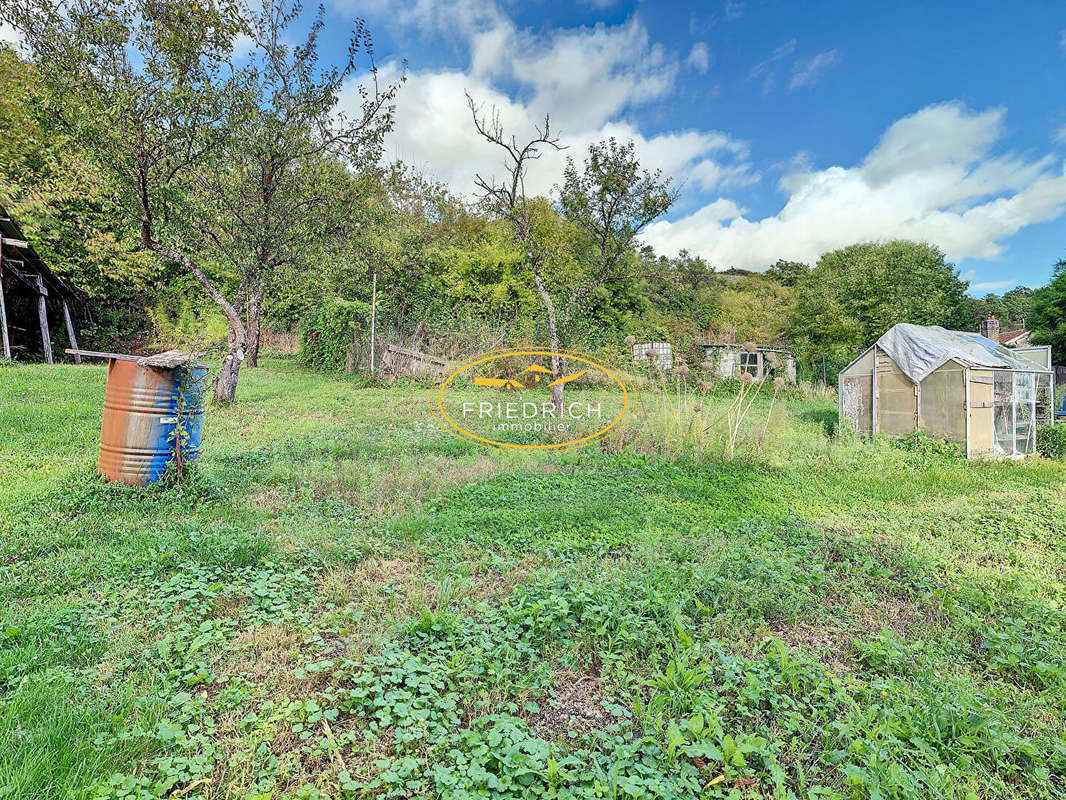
[993,371,1036,456]
[1014,373,1036,455]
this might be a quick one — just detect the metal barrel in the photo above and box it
[97,359,207,485]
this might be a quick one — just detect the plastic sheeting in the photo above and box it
[875,323,1048,384]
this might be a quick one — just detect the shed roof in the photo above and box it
[0,206,77,298]
[875,323,1048,383]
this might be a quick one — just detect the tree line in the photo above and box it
[1,0,1061,404]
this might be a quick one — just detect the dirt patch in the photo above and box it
[769,591,941,674]
[308,454,503,518]
[524,670,623,739]
[315,557,432,648]
[467,557,537,604]
[768,619,854,673]
[224,623,314,693]
[368,455,501,516]
[852,593,929,635]
[244,487,291,512]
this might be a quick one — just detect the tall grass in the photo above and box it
[606,372,790,461]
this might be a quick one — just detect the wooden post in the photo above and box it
[34,274,52,364]
[62,299,81,363]
[369,268,377,375]
[0,247,9,359]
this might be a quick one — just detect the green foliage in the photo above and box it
[712,273,795,343]
[1029,259,1066,363]
[790,241,970,372]
[764,258,811,287]
[298,297,369,372]
[957,286,1035,333]
[1036,424,1066,460]
[892,430,967,460]
[559,137,676,300]
[147,300,228,350]
[0,47,163,347]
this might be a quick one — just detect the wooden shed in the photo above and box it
[0,207,81,363]
[838,323,1054,458]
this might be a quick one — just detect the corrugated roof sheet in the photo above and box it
[875,323,1049,383]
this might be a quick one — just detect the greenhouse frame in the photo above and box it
[838,323,1054,458]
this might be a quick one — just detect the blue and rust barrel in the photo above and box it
[98,358,207,485]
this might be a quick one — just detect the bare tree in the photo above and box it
[467,94,568,411]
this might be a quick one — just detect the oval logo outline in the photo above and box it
[430,348,634,451]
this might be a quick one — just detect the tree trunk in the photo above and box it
[230,286,245,352]
[532,265,563,413]
[150,241,246,404]
[214,327,245,404]
[245,282,263,368]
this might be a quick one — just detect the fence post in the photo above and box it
[369,269,377,374]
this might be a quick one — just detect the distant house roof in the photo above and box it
[999,329,1029,346]
[0,206,77,299]
[874,323,1049,383]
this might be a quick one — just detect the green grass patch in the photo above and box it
[1,359,1065,799]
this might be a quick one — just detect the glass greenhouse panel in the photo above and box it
[1036,373,1054,425]
[1014,372,1035,456]
[993,371,1013,455]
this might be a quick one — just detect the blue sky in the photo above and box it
[331,0,1066,294]
[11,0,1061,294]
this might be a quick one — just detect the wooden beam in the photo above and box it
[3,262,38,294]
[0,248,9,359]
[62,299,81,363]
[0,236,30,248]
[64,349,140,362]
[35,274,52,364]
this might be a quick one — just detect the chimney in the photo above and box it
[980,312,1000,343]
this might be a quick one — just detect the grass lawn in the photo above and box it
[2,357,1065,799]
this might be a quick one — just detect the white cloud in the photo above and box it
[1060,29,1066,52]
[970,279,1016,293]
[749,39,796,94]
[348,0,678,131]
[349,64,755,198]
[508,19,677,130]
[749,39,796,78]
[1056,123,1066,144]
[339,3,754,200]
[789,49,840,91]
[687,42,711,74]
[724,0,745,20]
[642,101,1066,268]
[339,3,1066,275]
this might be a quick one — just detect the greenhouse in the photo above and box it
[838,323,1054,457]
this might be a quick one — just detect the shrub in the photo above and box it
[299,298,369,373]
[1036,423,1066,460]
[147,301,228,351]
[891,430,965,459]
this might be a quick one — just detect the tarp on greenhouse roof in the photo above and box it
[875,323,1050,384]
